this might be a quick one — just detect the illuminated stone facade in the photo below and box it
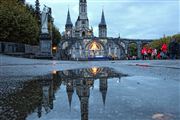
[59,0,152,60]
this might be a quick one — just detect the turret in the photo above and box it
[99,10,107,38]
[99,78,108,106]
[66,80,74,109]
[65,9,73,37]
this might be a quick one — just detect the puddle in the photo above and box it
[0,67,127,120]
[0,67,179,120]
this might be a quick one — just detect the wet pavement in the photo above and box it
[0,55,180,120]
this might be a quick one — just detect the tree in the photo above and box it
[26,4,35,16]
[0,0,39,45]
[52,25,61,46]
[144,34,180,52]
[18,0,25,5]
[129,43,137,56]
[172,34,180,43]
[35,0,41,24]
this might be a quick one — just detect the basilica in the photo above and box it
[59,0,152,60]
[64,0,107,38]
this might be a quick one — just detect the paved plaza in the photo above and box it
[0,54,180,120]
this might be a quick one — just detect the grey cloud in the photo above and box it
[26,0,179,39]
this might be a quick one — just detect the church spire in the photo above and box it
[65,9,73,37]
[99,9,107,38]
[66,81,74,109]
[99,9,106,26]
[99,78,108,106]
[66,9,73,27]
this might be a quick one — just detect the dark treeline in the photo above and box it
[0,0,61,45]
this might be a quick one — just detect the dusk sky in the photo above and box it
[26,0,179,39]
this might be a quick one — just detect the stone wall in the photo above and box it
[0,42,39,55]
[25,44,39,54]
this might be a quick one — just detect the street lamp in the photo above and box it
[52,46,57,51]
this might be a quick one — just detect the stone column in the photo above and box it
[108,47,111,56]
[124,42,129,55]
[137,41,142,59]
[79,46,82,57]
[114,47,117,56]
[72,47,76,59]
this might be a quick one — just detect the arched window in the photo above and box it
[82,31,86,37]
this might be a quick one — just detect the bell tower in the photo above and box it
[79,0,88,19]
[79,0,89,28]
[75,0,91,38]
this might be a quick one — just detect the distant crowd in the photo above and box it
[141,37,179,60]
[126,37,180,60]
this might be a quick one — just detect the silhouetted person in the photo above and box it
[168,37,179,59]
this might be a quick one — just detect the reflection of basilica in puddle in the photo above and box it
[0,67,127,120]
[38,67,127,120]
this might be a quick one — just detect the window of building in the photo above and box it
[82,21,85,24]
[82,31,86,37]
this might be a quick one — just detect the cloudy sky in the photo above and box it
[26,0,179,39]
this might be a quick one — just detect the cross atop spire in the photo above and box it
[99,9,106,26]
[66,9,73,26]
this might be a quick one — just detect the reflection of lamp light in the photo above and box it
[89,67,102,75]
[92,67,98,74]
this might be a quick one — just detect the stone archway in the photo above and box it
[86,41,105,58]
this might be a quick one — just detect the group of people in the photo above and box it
[141,38,179,60]
[141,47,157,60]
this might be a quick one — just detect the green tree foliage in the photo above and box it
[145,34,180,51]
[0,0,39,45]
[52,25,61,46]
[18,0,25,4]
[48,22,61,46]
[129,43,137,56]
[35,0,41,24]
[25,4,36,17]
[172,34,180,43]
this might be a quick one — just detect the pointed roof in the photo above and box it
[66,86,74,109]
[101,90,107,106]
[99,10,106,26]
[66,9,73,25]
[99,78,107,106]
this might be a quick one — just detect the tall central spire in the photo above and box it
[79,0,88,19]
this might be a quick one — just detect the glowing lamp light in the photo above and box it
[52,46,57,50]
